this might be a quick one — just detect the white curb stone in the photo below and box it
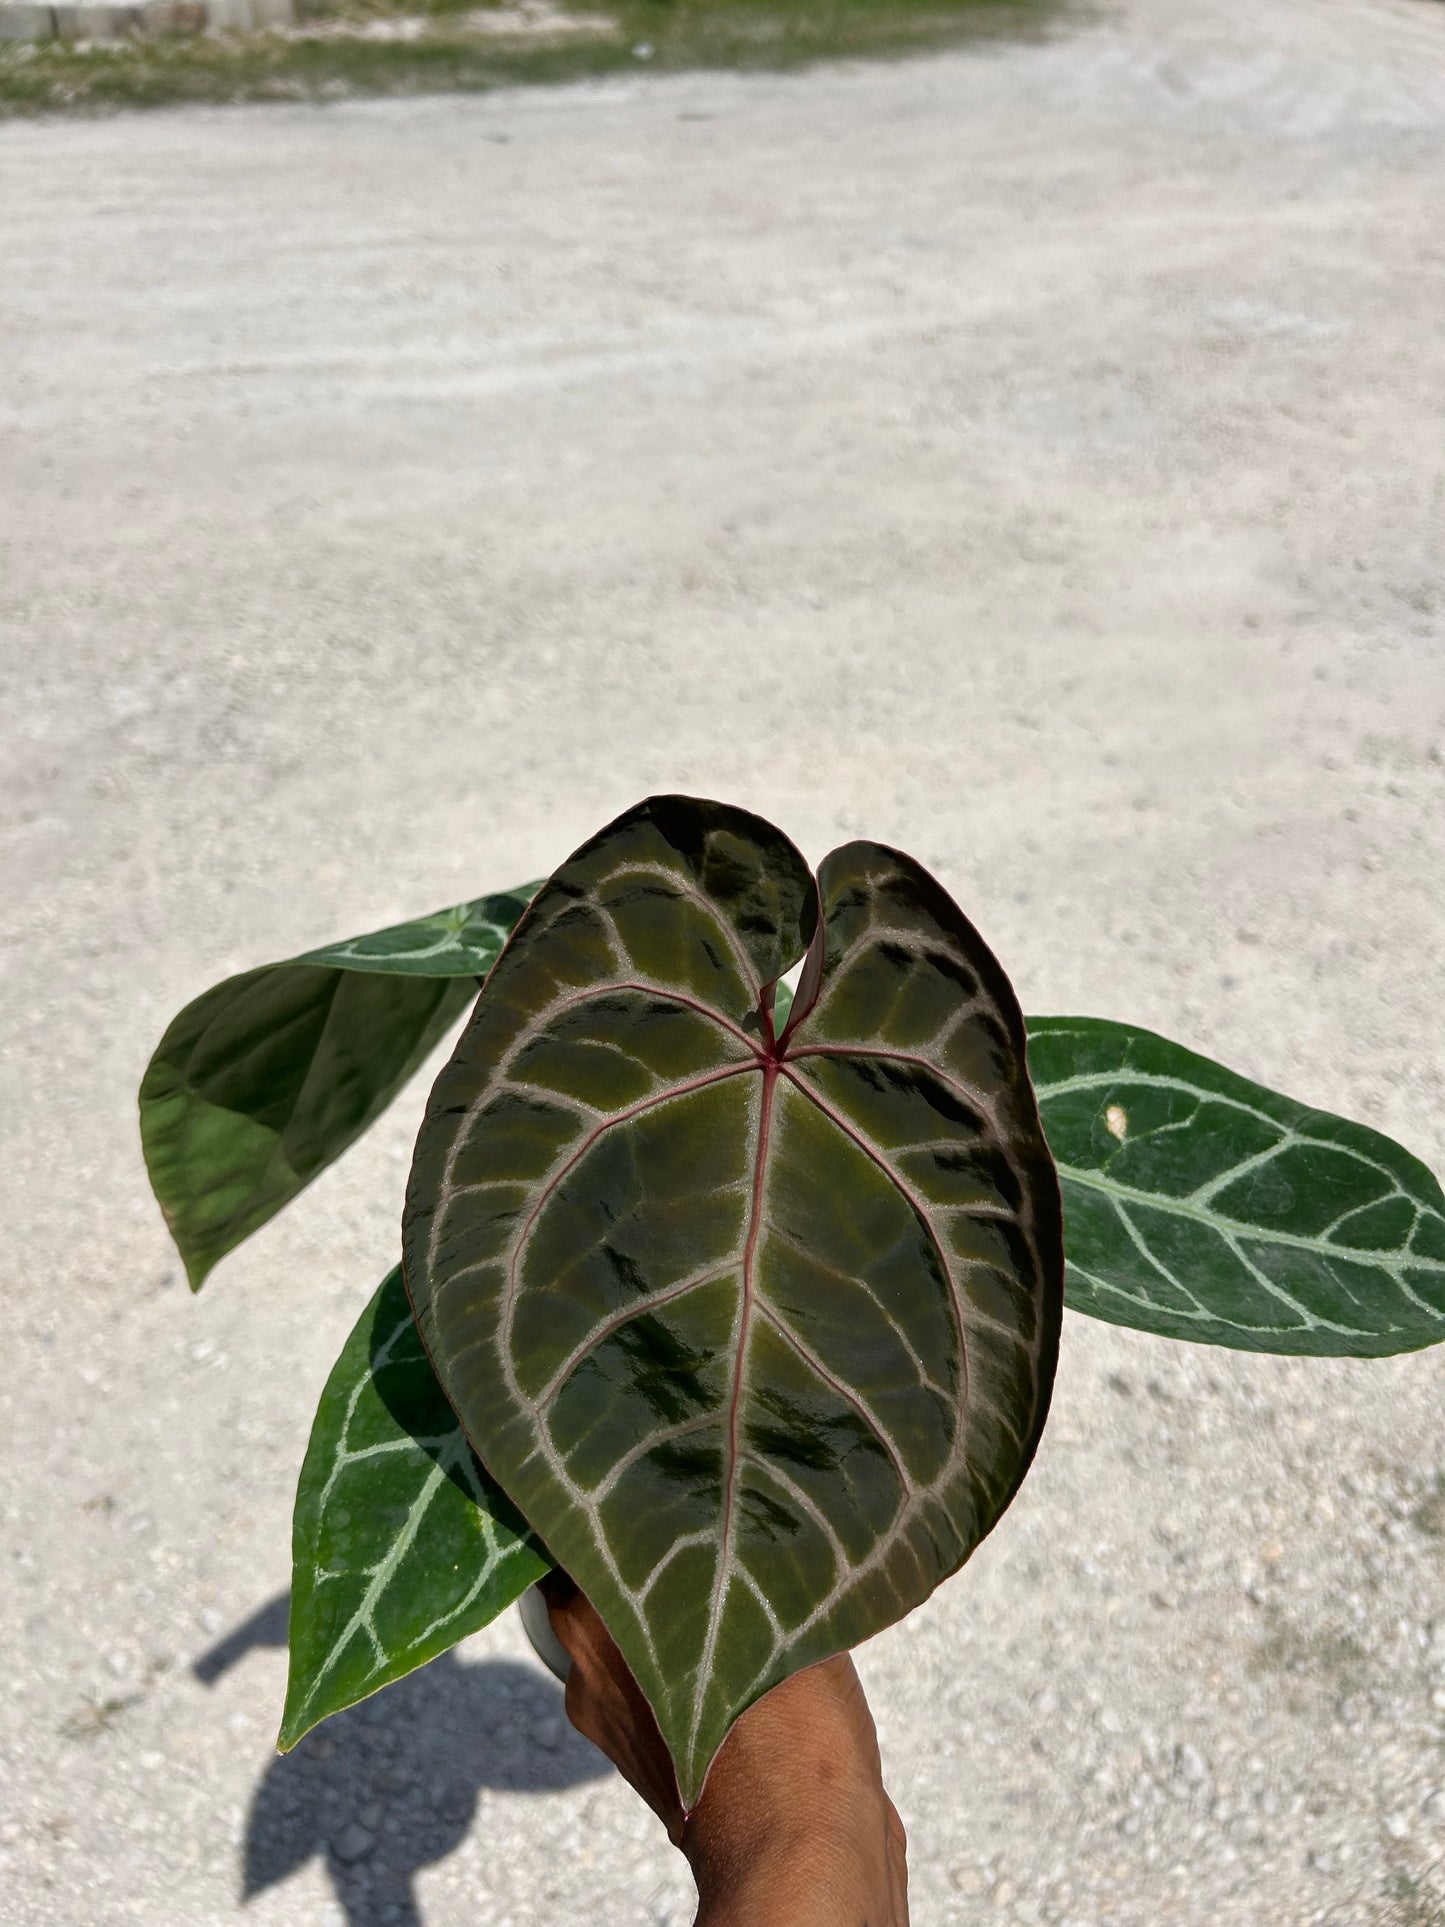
[0,0,293,37]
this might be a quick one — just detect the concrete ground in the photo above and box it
[2,0,1444,1920]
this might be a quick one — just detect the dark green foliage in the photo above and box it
[282,1266,548,1749]
[137,794,1445,1777]
[1030,1018,1445,1355]
[402,797,1063,1804]
[139,889,536,1288]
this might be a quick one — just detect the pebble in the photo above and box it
[331,1823,376,1863]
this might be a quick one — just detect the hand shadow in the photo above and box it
[195,1591,610,1927]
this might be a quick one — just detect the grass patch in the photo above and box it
[0,0,1059,118]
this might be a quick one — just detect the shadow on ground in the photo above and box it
[195,1592,610,1927]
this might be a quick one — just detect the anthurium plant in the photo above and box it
[140,795,1445,1811]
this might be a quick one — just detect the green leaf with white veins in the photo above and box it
[1029,1017,1445,1356]
[403,795,1064,1810]
[280,1265,548,1752]
[140,886,540,1289]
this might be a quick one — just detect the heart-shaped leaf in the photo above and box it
[1029,1017,1445,1356]
[140,887,539,1289]
[281,1265,548,1752]
[403,796,1063,1808]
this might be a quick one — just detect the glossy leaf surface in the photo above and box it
[281,1266,547,1751]
[140,887,538,1288]
[1029,1017,1445,1356]
[404,796,1063,1808]
[297,891,541,976]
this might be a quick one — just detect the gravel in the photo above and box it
[2,0,1443,1921]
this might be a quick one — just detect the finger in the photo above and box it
[543,1578,620,1681]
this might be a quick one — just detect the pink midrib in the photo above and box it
[706,1056,778,1681]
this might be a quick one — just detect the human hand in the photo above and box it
[540,1572,909,1927]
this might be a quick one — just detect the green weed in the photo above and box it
[0,0,1057,117]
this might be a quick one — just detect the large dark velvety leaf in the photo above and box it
[1029,1017,1445,1356]
[281,1266,548,1752]
[403,796,1063,1808]
[140,887,538,1289]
